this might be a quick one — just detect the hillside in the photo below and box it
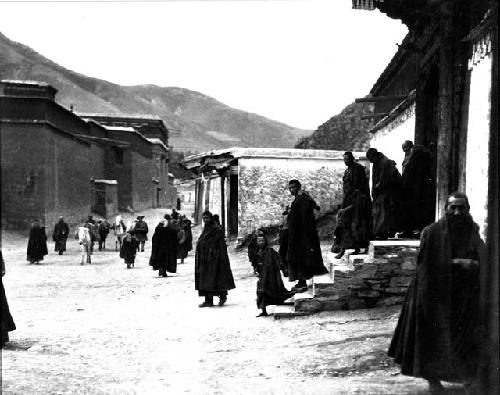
[0,31,311,152]
[295,102,374,151]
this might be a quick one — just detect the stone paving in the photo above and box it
[1,209,466,394]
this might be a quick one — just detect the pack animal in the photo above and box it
[76,226,92,265]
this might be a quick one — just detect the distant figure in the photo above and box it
[255,232,294,317]
[213,214,221,227]
[52,216,70,255]
[133,216,149,252]
[285,180,328,293]
[120,231,138,269]
[388,192,484,393]
[97,220,111,251]
[400,141,435,238]
[75,226,92,265]
[114,215,127,251]
[171,209,179,220]
[195,210,235,307]
[177,215,193,264]
[334,152,372,258]
[84,216,98,255]
[248,229,264,276]
[1,251,16,348]
[27,219,48,265]
[176,197,182,211]
[153,216,179,277]
[366,148,402,239]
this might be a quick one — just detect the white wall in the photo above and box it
[466,50,492,239]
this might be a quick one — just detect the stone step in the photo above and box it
[312,273,335,298]
[369,240,420,258]
[348,254,370,266]
[294,290,323,313]
[273,305,311,319]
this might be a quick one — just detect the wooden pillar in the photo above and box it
[219,170,226,235]
[436,2,455,218]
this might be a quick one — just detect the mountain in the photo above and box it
[295,101,374,151]
[0,31,311,152]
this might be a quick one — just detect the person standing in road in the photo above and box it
[388,192,485,393]
[52,216,70,255]
[27,219,48,264]
[285,180,328,293]
[1,250,16,348]
[133,216,149,252]
[195,210,235,307]
[120,230,138,269]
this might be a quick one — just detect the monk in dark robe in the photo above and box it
[286,180,328,293]
[53,216,70,255]
[366,148,402,239]
[400,140,435,238]
[334,152,372,258]
[255,233,294,317]
[388,192,485,393]
[248,229,263,276]
[149,215,178,277]
[27,219,48,264]
[1,251,16,348]
[176,216,193,264]
[195,210,235,307]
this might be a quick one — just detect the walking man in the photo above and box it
[285,180,328,293]
[133,216,149,252]
[388,192,485,393]
[53,216,70,255]
[195,210,235,307]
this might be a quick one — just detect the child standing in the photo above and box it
[120,231,138,269]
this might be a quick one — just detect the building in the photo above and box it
[183,147,368,239]
[352,1,498,391]
[0,80,174,229]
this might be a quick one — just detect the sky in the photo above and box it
[0,0,408,130]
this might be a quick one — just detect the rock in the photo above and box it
[389,276,412,288]
[346,297,367,310]
[375,296,405,307]
[385,287,408,295]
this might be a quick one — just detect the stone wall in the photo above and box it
[321,242,419,310]
[237,155,368,238]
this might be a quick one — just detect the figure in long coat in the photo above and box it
[285,180,328,293]
[366,148,402,239]
[255,233,294,317]
[133,216,149,252]
[149,217,178,277]
[195,210,235,307]
[400,141,435,238]
[176,216,193,264]
[52,216,70,255]
[334,152,372,258]
[388,192,485,393]
[27,220,48,264]
[1,251,16,348]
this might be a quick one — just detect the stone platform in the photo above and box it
[274,239,420,318]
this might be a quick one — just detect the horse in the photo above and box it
[75,226,92,265]
[114,215,126,251]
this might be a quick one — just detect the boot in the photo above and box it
[199,296,214,308]
[334,249,345,259]
[218,295,227,307]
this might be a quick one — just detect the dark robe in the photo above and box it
[247,234,260,273]
[388,216,485,382]
[286,192,328,281]
[1,252,16,347]
[53,221,70,252]
[338,189,372,250]
[371,154,402,238]
[177,221,193,260]
[256,247,294,308]
[195,223,235,297]
[400,146,435,233]
[119,237,138,264]
[149,226,178,274]
[338,162,372,249]
[27,225,48,263]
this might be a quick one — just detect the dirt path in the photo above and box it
[1,209,464,394]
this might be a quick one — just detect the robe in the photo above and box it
[119,237,138,264]
[53,221,70,252]
[149,226,178,274]
[133,220,149,242]
[388,216,485,382]
[286,192,328,281]
[1,252,16,347]
[27,225,48,263]
[256,247,294,308]
[176,221,193,260]
[371,154,402,238]
[338,189,372,250]
[195,224,235,296]
[400,146,435,233]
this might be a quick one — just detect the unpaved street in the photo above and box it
[1,209,463,394]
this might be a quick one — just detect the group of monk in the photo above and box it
[332,141,435,258]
